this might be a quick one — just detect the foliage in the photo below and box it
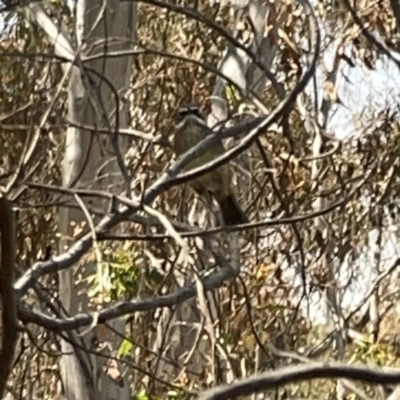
[3,0,400,399]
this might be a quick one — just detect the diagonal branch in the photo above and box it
[17,261,236,331]
[343,0,400,70]
[27,4,74,61]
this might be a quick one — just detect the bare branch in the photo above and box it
[17,263,236,331]
[198,362,400,400]
[28,3,74,61]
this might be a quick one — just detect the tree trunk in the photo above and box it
[58,1,136,398]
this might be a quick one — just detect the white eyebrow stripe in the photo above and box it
[175,114,208,130]
[175,119,187,130]
[179,106,200,113]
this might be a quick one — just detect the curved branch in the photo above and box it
[197,362,400,400]
[17,263,236,331]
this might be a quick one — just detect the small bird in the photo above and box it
[173,104,248,226]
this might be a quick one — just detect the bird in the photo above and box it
[173,104,248,226]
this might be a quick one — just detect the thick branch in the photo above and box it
[17,265,236,331]
[0,194,17,399]
[198,362,400,400]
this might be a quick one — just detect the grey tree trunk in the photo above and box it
[56,1,137,399]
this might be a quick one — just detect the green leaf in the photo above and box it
[134,390,151,400]
[118,339,133,357]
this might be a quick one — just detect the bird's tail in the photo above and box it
[218,194,248,226]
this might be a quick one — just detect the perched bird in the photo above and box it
[173,104,248,226]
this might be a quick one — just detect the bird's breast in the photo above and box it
[173,125,231,190]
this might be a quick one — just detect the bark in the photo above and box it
[57,1,136,399]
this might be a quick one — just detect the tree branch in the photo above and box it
[17,263,236,331]
[198,362,400,400]
[0,193,17,399]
